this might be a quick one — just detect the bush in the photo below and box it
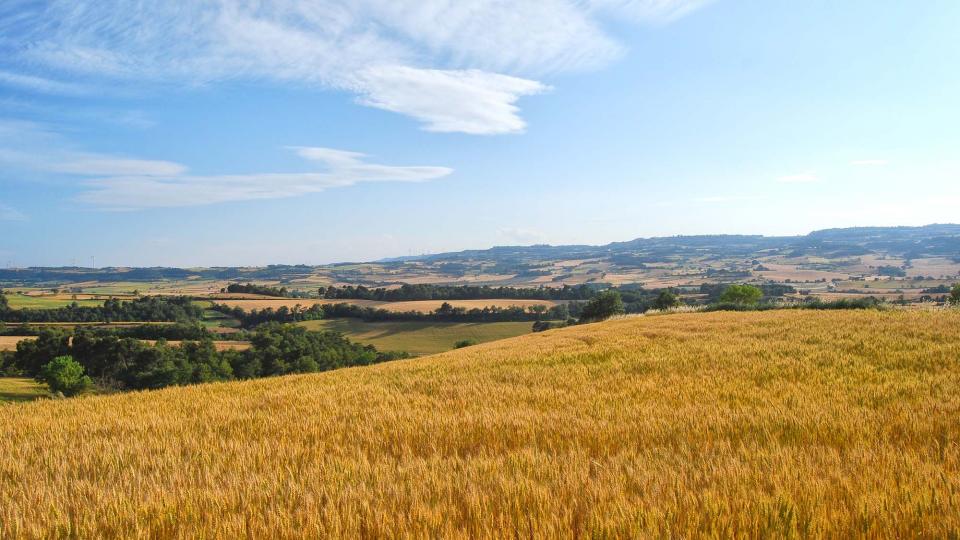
[579,290,625,323]
[719,285,763,306]
[453,339,477,349]
[652,290,680,310]
[38,356,92,397]
[951,284,960,306]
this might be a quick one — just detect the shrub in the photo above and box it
[950,284,960,306]
[37,356,92,397]
[719,285,763,306]
[652,290,680,310]
[453,339,477,349]
[579,290,625,323]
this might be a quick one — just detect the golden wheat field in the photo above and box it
[1,310,959,538]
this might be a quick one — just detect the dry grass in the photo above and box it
[0,336,30,351]
[1,310,959,538]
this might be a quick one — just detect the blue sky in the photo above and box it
[1,0,958,267]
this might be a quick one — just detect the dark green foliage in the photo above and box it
[652,290,680,310]
[0,296,202,323]
[0,289,8,311]
[719,285,763,305]
[11,323,405,392]
[216,302,575,328]
[704,297,884,312]
[579,291,625,323]
[877,265,907,277]
[14,328,72,375]
[950,284,960,306]
[242,323,380,376]
[453,339,477,349]
[224,283,289,297]
[699,283,795,302]
[211,304,324,328]
[38,356,92,397]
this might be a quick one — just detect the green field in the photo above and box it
[5,295,105,309]
[297,318,536,355]
[0,378,48,403]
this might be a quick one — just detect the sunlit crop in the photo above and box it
[1,310,958,537]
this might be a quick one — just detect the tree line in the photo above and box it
[212,301,579,328]
[222,283,291,297]
[318,283,598,301]
[4,323,407,392]
[0,294,202,323]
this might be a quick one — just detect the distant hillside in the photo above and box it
[2,224,958,289]
[2,310,959,536]
[391,223,960,263]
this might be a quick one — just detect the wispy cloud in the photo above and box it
[75,147,452,209]
[0,119,452,209]
[0,70,91,96]
[50,157,186,177]
[0,0,711,134]
[851,159,889,166]
[777,172,820,183]
[0,202,26,221]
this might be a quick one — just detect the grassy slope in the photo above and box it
[298,318,535,355]
[1,310,959,537]
[5,295,105,309]
[0,378,47,403]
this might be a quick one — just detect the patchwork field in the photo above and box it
[297,319,535,355]
[1,310,958,537]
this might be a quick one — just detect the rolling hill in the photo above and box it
[1,309,958,537]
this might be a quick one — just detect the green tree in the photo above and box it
[950,283,960,305]
[579,290,625,323]
[37,356,92,397]
[453,339,477,349]
[652,290,681,310]
[0,289,8,311]
[719,284,763,306]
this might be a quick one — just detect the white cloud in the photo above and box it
[352,66,549,134]
[75,147,452,209]
[0,202,26,221]
[777,172,820,183]
[0,0,710,134]
[851,159,889,166]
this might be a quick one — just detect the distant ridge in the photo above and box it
[2,224,958,285]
